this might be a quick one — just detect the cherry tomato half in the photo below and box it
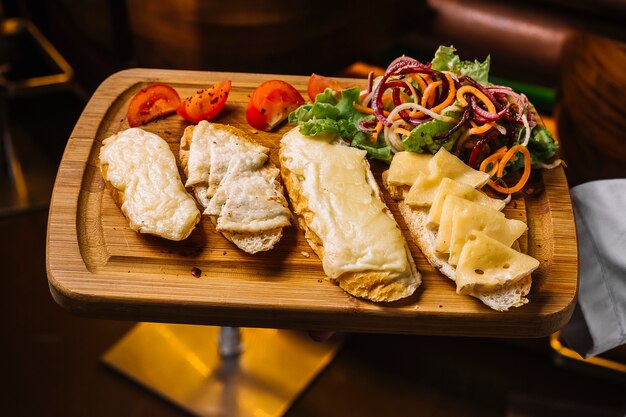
[307,73,359,102]
[176,80,231,123]
[246,80,305,131]
[127,84,181,127]
[307,74,344,102]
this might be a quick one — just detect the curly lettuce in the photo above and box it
[431,45,491,85]
[288,87,392,162]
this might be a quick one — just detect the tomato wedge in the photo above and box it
[307,73,359,101]
[177,80,231,123]
[127,84,181,127]
[246,80,305,131]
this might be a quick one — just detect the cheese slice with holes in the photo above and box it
[447,201,527,266]
[386,151,432,186]
[428,177,505,226]
[455,230,539,296]
[405,147,490,207]
[434,195,505,254]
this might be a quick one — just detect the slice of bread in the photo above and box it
[99,128,201,241]
[179,122,291,254]
[279,128,421,302]
[385,173,531,311]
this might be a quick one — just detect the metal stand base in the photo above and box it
[102,323,342,417]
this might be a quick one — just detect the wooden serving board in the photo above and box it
[46,68,577,337]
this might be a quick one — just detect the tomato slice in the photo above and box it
[307,73,359,102]
[307,74,344,102]
[127,84,181,127]
[246,80,305,131]
[176,80,231,123]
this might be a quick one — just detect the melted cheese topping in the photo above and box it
[186,121,269,194]
[100,128,200,241]
[186,121,291,234]
[206,159,291,233]
[281,129,409,278]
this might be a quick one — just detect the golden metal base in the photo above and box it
[102,323,342,417]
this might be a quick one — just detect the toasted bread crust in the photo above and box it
[279,138,420,303]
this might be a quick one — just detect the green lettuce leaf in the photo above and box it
[402,118,459,154]
[527,125,558,165]
[288,87,392,162]
[502,125,559,173]
[431,45,491,85]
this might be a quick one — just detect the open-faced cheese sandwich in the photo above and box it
[179,121,292,254]
[384,147,540,311]
[279,127,421,302]
[99,128,201,241]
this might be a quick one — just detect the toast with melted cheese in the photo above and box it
[99,128,201,241]
[179,121,292,253]
[383,149,539,311]
[279,127,421,303]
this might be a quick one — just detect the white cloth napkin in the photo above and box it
[561,179,626,358]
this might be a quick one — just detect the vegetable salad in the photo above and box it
[289,46,560,194]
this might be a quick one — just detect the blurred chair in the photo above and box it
[0,14,73,213]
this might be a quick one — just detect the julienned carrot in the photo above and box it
[468,120,495,135]
[421,80,442,109]
[456,86,496,113]
[394,127,413,136]
[409,78,442,119]
[429,72,456,114]
[409,73,428,92]
[353,102,389,116]
[479,146,507,177]
[457,85,497,135]
[371,121,383,142]
[484,145,532,194]
[353,102,374,114]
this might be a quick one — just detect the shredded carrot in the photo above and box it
[419,73,433,84]
[456,85,496,113]
[353,101,389,116]
[483,145,532,194]
[429,72,456,113]
[468,121,495,135]
[479,146,507,177]
[382,95,394,105]
[409,73,428,92]
[371,121,383,142]
[393,127,412,136]
[421,80,442,109]
[353,102,374,114]
[457,85,496,135]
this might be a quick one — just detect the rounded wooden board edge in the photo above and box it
[45,68,579,337]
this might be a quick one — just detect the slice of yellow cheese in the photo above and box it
[447,201,527,266]
[428,177,506,226]
[434,195,505,254]
[386,151,432,186]
[405,147,490,207]
[455,230,539,296]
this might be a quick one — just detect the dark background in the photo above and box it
[2,0,626,416]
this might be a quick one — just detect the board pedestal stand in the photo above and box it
[102,323,342,417]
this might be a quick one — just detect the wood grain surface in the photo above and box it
[46,68,577,337]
